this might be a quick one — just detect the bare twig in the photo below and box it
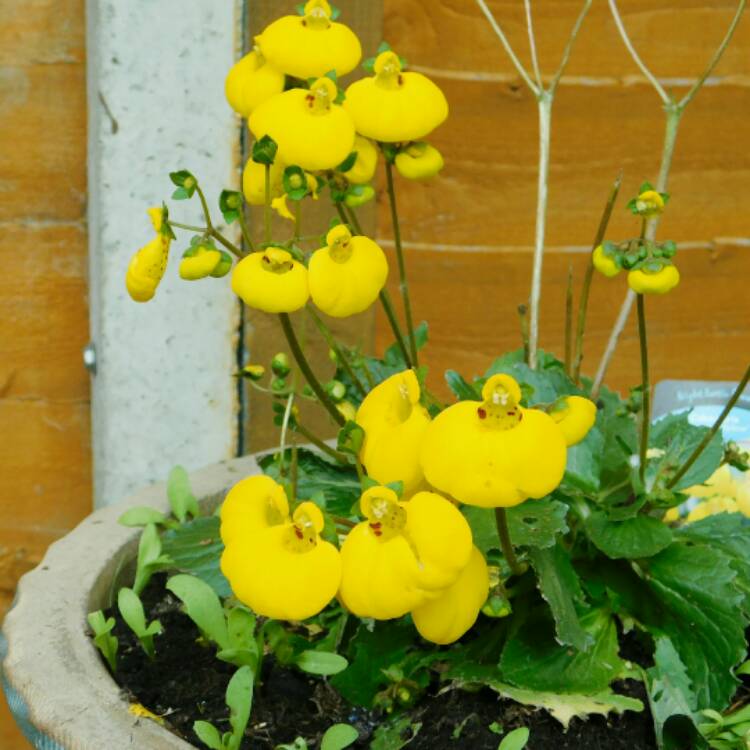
[524,0,543,88]
[549,0,593,95]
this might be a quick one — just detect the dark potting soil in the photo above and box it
[107,575,658,749]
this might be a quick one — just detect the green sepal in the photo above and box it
[169,169,197,199]
[381,142,399,164]
[219,189,242,224]
[160,203,176,240]
[337,151,358,173]
[252,135,278,165]
[283,165,309,201]
[385,480,404,498]
[337,420,365,458]
[638,181,655,194]
[210,250,233,278]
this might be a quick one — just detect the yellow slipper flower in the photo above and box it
[250,76,356,171]
[627,264,680,295]
[338,486,473,620]
[356,370,431,495]
[179,245,222,281]
[125,207,173,302]
[308,224,388,318]
[219,474,290,546]
[635,189,665,218]
[242,157,285,206]
[342,135,378,185]
[420,374,568,508]
[412,546,489,645]
[256,0,361,80]
[221,493,342,621]
[345,51,448,143]
[394,142,444,181]
[231,247,309,313]
[550,396,597,447]
[225,48,285,118]
[592,244,620,278]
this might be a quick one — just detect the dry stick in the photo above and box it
[592,0,746,394]
[523,0,543,89]
[476,0,592,369]
[564,266,574,376]
[667,364,750,490]
[572,171,623,384]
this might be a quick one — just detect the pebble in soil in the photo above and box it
[107,576,658,749]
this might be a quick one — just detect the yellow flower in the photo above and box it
[394,142,444,181]
[231,247,309,313]
[592,244,620,278]
[344,185,375,208]
[250,77,355,171]
[242,158,285,206]
[221,478,341,621]
[420,374,568,508]
[345,51,448,143]
[308,224,388,317]
[179,245,222,281]
[412,546,489,645]
[225,49,285,118]
[125,207,173,302]
[272,174,320,222]
[337,400,357,422]
[627,264,680,295]
[342,136,378,185]
[356,370,431,495]
[256,0,361,80]
[550,396,597,447]
[338,487,473,620]
[685,496,741,523]
[635,189,665,218]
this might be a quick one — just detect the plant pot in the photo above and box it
[1,454,262,750]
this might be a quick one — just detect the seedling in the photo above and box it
[87,610,118,672]
[133,522,172,595]
[117,587,163,660]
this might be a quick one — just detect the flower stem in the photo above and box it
[517,304,530,365]
[636,294,651,485]
[564,265,574,376]
[209,229,245,260]
[169,220,206,233]
[385,159,419,367]
[495,508,524,577]
[237,206,255,252]
[278,313,345,426]
[293,422,349,463]
[343,203,364,236]
[379,290,412,368]
[264,164,272,244]
[667,363,750,490]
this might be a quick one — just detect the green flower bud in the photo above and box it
[240,364,265,381]
[271,377,287,393]
[271,352,291,377]
[326,379,346,402]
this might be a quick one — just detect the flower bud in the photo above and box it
[326,379,346,402]
[241,364,266,381]
[271,352,291,377]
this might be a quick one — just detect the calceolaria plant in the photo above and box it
[90,1,750,748]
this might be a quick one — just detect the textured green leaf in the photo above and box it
[445,370,481,401]
[161,516,230,598]
[562,426,604,494]
[500,608,623,694]
[193,721,222,750]
[167,465,200,523]
[528,545,592,651]
[320,723,359,750]
[370,716,422,750]
[226,665,254,750]
[118,506,168,528]
[498,727,530,750]
[586,512,673,560]
[166,574,228,651]
[295,650,348,676]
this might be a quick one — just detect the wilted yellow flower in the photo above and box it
[627,264,680,295]
[225,49,285,118]
[231,247,309,313]
[356,370,431,495]
[308,224,388,317]
[125,207,173,303]
[394,142,444,181]
[345,51,448,143]
[257,0,361,80]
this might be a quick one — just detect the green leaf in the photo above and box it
[585,512,673,560]
[485,352,578,406]
[647,636,698,748]
[370,716,422,750]
[498,727,530,750]
[167,465,200,523]
[161,516,231,597]
[169,169,197,197]
[166,574,229,651]
[320,724,359,750]
[133,523,172,595]
[563,427,603,494]
[445,370,481,401]
[528,545,592,651]
[118,506,168,528]
[218,607,260,670]
[383,322,428,366]
[337,151,358,173]
[87,611,118,672]
[295,650,348,676]
[500,607,623,694]
[225,665,254,750]
[117,587,161,659]
[193,721,223,750]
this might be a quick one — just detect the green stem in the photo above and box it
[564,265,574,376]
[291,440,299,500]
[264,164,272,244]
[293,422,348,464]
[168,220,206,233]
[293,200,302,242]
[278,313,345,426]
[495,508,524,577]
[379,290,412,368]
[517,304,530,365]
[209,228,245,260]
[307,306,367,398]
[636,294,650,485]
[237,207,256,253]
[343,203,364,236]
[385,159,419,367]
[195,185,213,230]
[667,363,750,490]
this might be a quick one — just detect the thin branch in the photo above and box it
[475,0,541,96]
[524,0,543,88]
[608,0,671,105]
[678,0,747,110]
[548,0,593,94]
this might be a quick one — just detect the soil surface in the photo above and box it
[109,576,659,749]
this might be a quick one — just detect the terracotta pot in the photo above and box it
[1,455,262,750]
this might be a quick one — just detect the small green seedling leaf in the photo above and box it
[167,465,200,523]
[117,587,163,660]
[226,665,255,750]
[275,740,308,750]
[217,607,261,670]
[133,523,172,595]
[87,610,118,672]
[321,723,359,750]
[166,574,229,650]
[118,506,168,528]
[498,727,530,750]
[295,650,348,676]
[193,720,223,750]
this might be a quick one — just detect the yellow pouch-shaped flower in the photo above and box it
[257,0,361,80]
[395,142,444,181]
[231,247,309,313]
[627,265,680,295]
[242,157,285,206]
[126,207,172,302]
[345,51,448,143]
[356,370,431,495]
[308,225,388,317]
[420,374,567,508]
[338,487,472,620]
[220,474,289,546]
[412,546,489,645]
[249,77,355,172]
[550,396,597,447]
[222,498,341,621]
[592,244,620,278]
[179,246,222,281]
[342,136,377,185]
[225,49,285,118]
